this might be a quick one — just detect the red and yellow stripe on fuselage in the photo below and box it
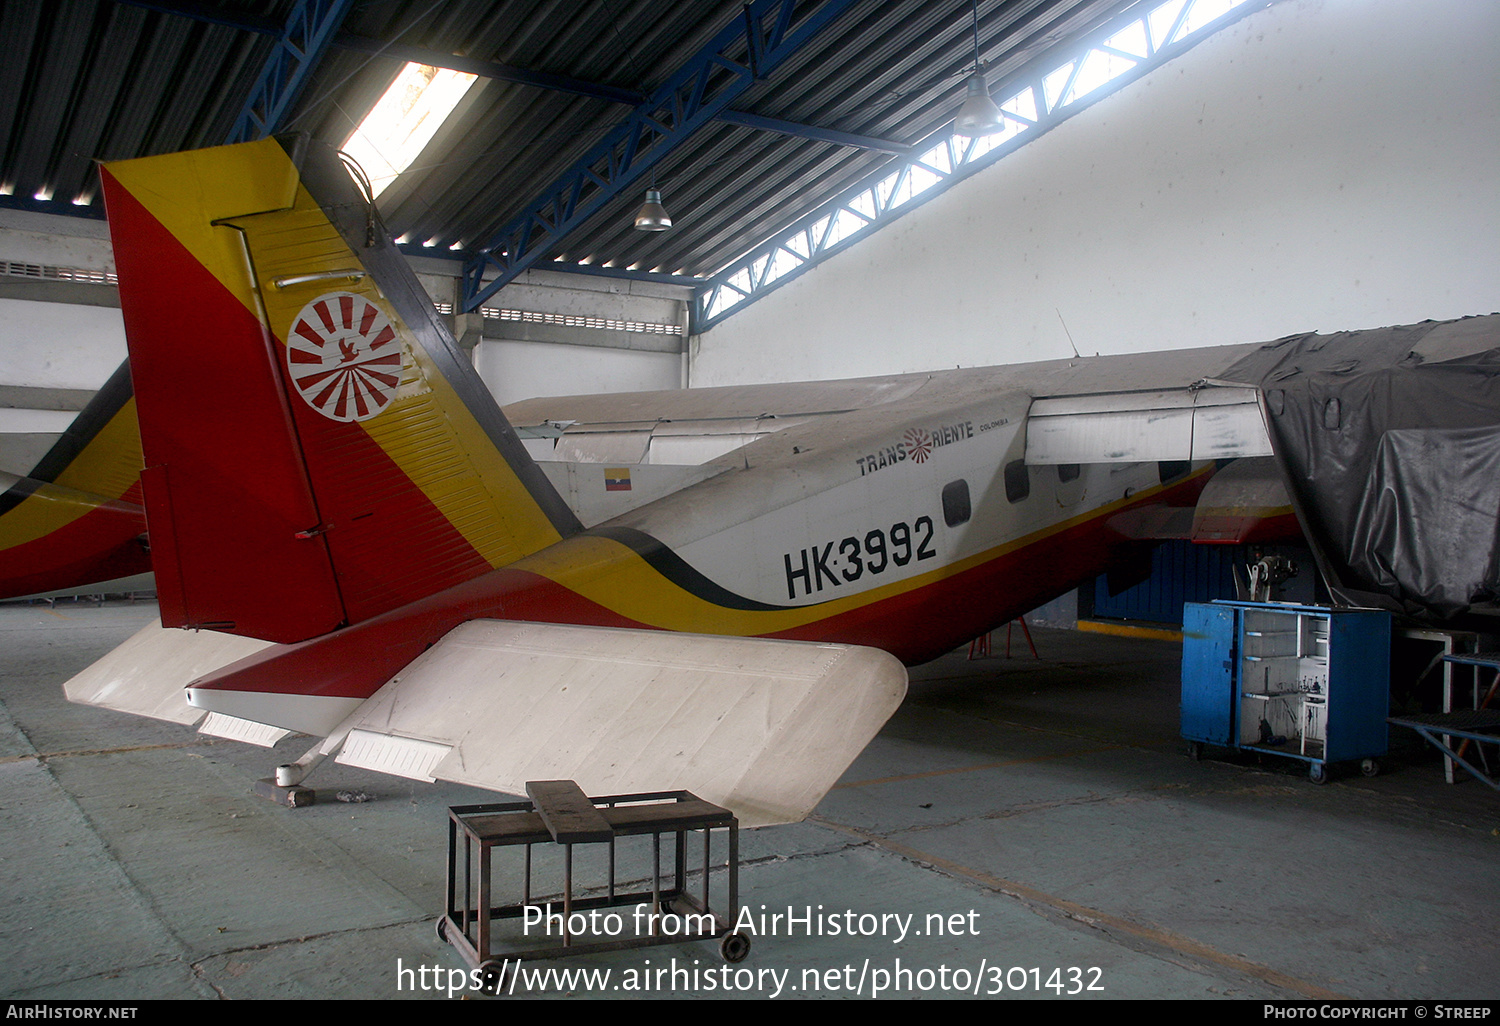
[188,465,1210,714]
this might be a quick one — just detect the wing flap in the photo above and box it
[331,620,907,828]
[198,711,292,747]
[1026,386,1271,464]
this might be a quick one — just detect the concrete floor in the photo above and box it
[1,600,1495,1001]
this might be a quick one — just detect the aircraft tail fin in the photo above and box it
[99,136,580,643]
[0,361,150,599]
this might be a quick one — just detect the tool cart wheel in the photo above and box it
[479,960,507,995]
[435,916,449,943]
[1308,762,1329,784]
[1360,758,1380,778]
[720,931,751,963]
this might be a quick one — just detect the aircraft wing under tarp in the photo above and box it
[1220,315,1500,620]
[331,620,908,828]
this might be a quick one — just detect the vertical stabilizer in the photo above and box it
[100,137,579,643]
[0,361,148,599]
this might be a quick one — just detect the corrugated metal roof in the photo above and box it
[2,0,1146,279]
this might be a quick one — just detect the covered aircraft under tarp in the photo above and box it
[1222,315,1500,621]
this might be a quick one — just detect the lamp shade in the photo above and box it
[634,189,672,231]
[954,71,1005,137]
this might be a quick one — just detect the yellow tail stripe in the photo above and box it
[106,141,560,568]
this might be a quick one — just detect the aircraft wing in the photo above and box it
[503,350,1277,469]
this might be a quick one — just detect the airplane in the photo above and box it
[0,361,151,601]
[61,133,1491,827]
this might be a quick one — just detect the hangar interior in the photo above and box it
[1,0,1497,1002]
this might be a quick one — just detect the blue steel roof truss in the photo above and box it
[460,0,864,313]
[7,1,1273,326]
[227,0,355,144]
[693,0,1273,334]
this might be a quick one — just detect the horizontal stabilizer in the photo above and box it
[64,618,274,726]
[332,620,908,828]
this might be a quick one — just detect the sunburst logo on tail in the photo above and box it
[287,292,405,422]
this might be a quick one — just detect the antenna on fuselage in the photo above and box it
[1055,308,1082,360]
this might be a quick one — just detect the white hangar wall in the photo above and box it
[0,238,685,475]
[0,211,125,393]
[689,0,1500,387]
[468,268,689,406]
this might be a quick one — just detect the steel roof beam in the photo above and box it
[459,0,864,312]
[341,37,908,153]
[226,0,356,143]
[393,242,701,287]
[331,35,645,105]
[716,110,910,156]
[122,0,906,155]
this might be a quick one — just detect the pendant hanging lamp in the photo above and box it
[953,0,1004,138]
[634,187,672,231]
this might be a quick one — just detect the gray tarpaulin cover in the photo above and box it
[1222,315,1500,621]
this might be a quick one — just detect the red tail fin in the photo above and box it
[0,361,149,599]
[101,136,578,643]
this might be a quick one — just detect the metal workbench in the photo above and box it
[436,781,746,992]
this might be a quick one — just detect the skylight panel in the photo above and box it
[1180,0,1250,36]
[1104,21,1150,59]
[1148,0,1192,48]
[343,63,478,198]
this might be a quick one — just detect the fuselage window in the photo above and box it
[942,480,971,527]
[1004,460,1030,504]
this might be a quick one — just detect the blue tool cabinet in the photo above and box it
[1181,601,1391,782]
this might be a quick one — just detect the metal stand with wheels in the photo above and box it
[436,780,747,993]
